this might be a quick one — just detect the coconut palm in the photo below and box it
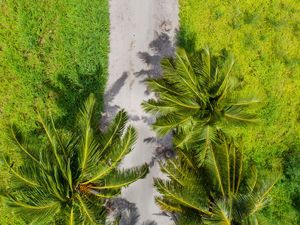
[154,135,280,225]
[0,94,148,224]
[142,48,258,165]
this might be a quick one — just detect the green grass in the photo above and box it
[0,0,109,223]
[179,0,300,224]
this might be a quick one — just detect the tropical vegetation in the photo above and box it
[155,134,280,224]
[0,95,148,224]
[143,47,257,165]
[0,0,109,223]
[0,0,298,224]
[179,0,300,223]
[145,48,281,224]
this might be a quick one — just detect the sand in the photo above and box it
[103,0,179,224]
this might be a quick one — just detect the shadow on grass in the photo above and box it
[134,32,175,79]
[44,64,105,129]
[176,27,197,53]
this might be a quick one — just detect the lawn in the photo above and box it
[0,0,109,223]
[179,0,300,224]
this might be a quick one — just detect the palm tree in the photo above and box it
[142,48,258,165]
[0,94,149,224]
[154,135,280,225]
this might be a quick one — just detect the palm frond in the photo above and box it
[100,109,128,157]
[173,125,201,149]
[245,166,258,194]
[9,124,40,164]
[36,110,68,180]
[4,193,60,225]
[77,93,97,172]
[204,137,244,197]
[68,206,75,225]
[176,148,197,170]
[248,168,281,216]
[159,156,200,189]
[241,215,259,225]
[163,49,201,99]
[205,145,226,197]
[229,141,243,194]
[175,48,198,86]
[174,212,203,225]
[3,156,40,187]
[153,114,193,136]
[145,78,185,97]
[231,193,258,221]
[142,99,178,116]
[105,126,137,164]
[154,178,210,215]
[194,125,219,165]
[92,164,149,190]
[155,196,182,213]
[202,199,232,225]
[213,55,235,100]
[160,163,185,186]
[227,98,260,107]
[223,105,257,126]
[160,93,200,110]
[77,194,98,225]
[83,126,137,184]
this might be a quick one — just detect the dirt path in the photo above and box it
[104,0,179,224]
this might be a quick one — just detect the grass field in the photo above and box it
[179,0,300,224]
[0,0,109,223]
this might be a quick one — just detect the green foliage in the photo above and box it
[0,95,148,224]
[143,48,257,165]
[179,0,300,223]
[0,0,109,223]
[155,137,280,224]
[0,0,109,143]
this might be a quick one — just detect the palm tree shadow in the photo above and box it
[107,198,163,225]
[144,133,175,167]
[45,64,104,129]
[176,26,197,53]
[134,32,175,79]
[99,72,129,131]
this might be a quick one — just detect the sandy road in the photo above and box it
[104,0,179,224]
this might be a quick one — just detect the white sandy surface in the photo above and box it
[105,0,179,224]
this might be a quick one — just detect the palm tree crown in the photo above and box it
[1,94,148,224]
[155,135,280,225]
[143,48,258,165]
